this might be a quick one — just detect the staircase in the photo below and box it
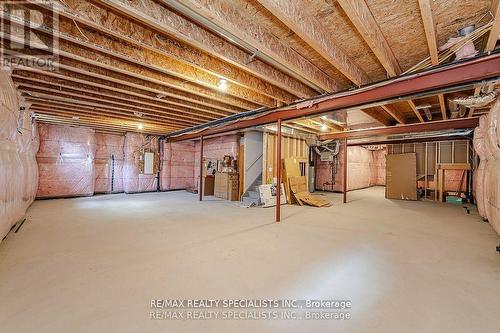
[241,172,263,207]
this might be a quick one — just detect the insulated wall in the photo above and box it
[36,124,96,198]
[94,133,125,193]
[193,135,239,189]
[315,145,386,192]
[34,123,212,197]
[123,133,158,193]
[474,98,500,235]
[389,141,469,194]
[0,70,38,242]
[160,142,196,191]
[371,149,387,186]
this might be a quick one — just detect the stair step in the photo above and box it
[248,190,260,199]
[242,196,260,206]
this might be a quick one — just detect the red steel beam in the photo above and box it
[199,135,204,201]
[169,53,500,142]
[319,117,479,141]
[276,118,282,223]
[343,137,347,204]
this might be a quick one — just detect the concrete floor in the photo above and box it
[1,187,499,333]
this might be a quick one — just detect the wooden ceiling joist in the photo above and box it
[30,103,186,128]
[30,106,181,130]
[485,0,500,52]
[437,94,448,120]
[336,0,401,77]
[58,18,275,107]
[257,0,369,87]
[168,53,500,141]
[2,16,266,109]
[92,0,317,98]
[3,50,250,117]
[24,95,198,127]
[336,0,423,123]
[417,0,448,120]
[28,98,188,127]
[34,114,172,135]
[293,121,319,134]
[33,112,176,130]
[140,0,340,92]
[283,123,318,135]
[15,66,239,116]
[13,76,219,122]
[3,0,494,134]
[18,84,206,123]
[467,87,482,118]
[407,100,426,123]
[45,0,301,104]
[380,105,406,124]
[360,108,394,126]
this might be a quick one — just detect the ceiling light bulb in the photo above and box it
[218,79,228,91]
[138,123,144,130]
[321,124,328,132]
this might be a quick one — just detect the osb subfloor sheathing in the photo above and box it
[0,187,499,332]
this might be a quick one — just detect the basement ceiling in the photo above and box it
[2,0,499,135]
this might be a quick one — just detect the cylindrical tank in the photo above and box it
[308,166,315,193]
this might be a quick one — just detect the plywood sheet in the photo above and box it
[386,153,417,201]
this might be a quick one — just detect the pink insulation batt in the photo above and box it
[123,133,157,193]
[161,141,195,191]
[473,115,488,218]
[193,135,239,189]
[0,71,38,241]
[473,97,500,235]
[371,149,387,186]
[94,133,125,193]
[315,144,386,192]
[483,98,500,234]
[36,124,96,198]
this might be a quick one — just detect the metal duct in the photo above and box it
[453,88,500,108]
[348,129,473,145]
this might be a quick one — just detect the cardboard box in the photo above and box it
[214,172,239,201]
